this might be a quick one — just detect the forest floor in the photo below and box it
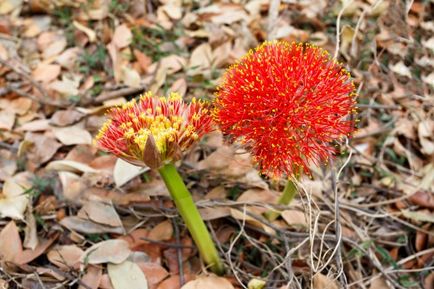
[0,0,433,288]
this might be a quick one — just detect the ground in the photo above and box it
[0,0,433,289]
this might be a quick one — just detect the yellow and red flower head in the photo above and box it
[96,92,213,168]
[214,41,357,178]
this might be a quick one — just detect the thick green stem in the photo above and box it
[158,163,224,275]
[264,179,298,221]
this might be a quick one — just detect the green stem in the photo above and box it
[158,163,224,275]
[264,179,298,221]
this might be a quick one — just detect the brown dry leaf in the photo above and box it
[108,261,148,289]
[47,245,84,270]
[159,55,186,74]
[37,31,67,59]
[120,66,141,88]
[56,47,81,69]
[107,42,122,83]
[148,220,173,241]
[78,199,124,229]
[0,110,15,130]
[170,78,187,97]
[114,158,149,187]
[368,277,392,289]
[15,236,58,265]
[82,239,131,265]
[196,4,248,25]
[0,0,23,14]
[73,21,96,42]
[230,208,275,235]
[50,109,84,126]
[281,210,308,228]
[137,262,169,289]
[409,191,434,209]
[17,119,50,132]
[79,265,102,289]
[161,2,182,20]
[199,207,231,221]
[157,275,194,289]
[10,97,33,115]
[112,24,132,49]
[23,206,38,249]
[0,221,23,262]
[389,61,412,78]
[46,160,97,173]
[401,209,434,223]
[24,132,62,164]
[52,123,92,145]
[32,63,61,82]
[49,76,80,97]
[313,273,339,289]
[0,178,29,220]
[0,149,17,181]
[237,189,278,215]
[133,49,152,72]
[181,275,234,289]
[188,43,212,74]
[418,120,434,155]
[60,216,125,235]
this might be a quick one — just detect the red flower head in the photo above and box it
[96,92,213,168]
[214,41,357,178]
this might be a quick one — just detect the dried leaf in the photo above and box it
[47,245,84,270]
[112,24,132,49]
[0,221,23,262]
[0,179,29,220]
[114,158,148,187]
[82,239,131,265]
[52,124,92,145]
[401,209,434,223]
[0,110,15,130]
[50,109,84,126]
[148,220,173,241]
[79,265,102,289]
[60,216,125,235]
[313,273,339,289]
[78,199,124,229]
[32,63,61,82]
[46,160,97,173]
[108,261,148,289]
[181,275,234,289]
[281,210,308,228]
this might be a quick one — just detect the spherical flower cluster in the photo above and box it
[214,41,357,178]
[96,92,213,168]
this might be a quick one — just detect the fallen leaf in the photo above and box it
[32,63,61,82]
[25,132,62,165]
[52,123,92,145]
[15,236,57,265]
[112,24,132,49]
[50,109,84,126]
[148,220,173,241]
[0,110,15,130]
[188,43,212,73]
[418,121,434,155]
[17,119,50,132]
[121,66,141,88]
[0,149,17,181]
[0,221,23,262]
[82,239,131,265]
[133,49,152,73]
[401,209,434,223]
[78,199,124,229]
[137,262,169,289]
[199,207,231,221]
[281,210,308,228]
[157,275,194,289]
[73,21,96,42]
[313,273,339,289]
[181,275,234,289]
[0,178,29,220]
[0,0,23,15]
[47,245,84,270]
[108,261,148,289]
[46,160,97,173]
[369,277,392,289]
[409,191,434,209]
[389,61,412,78]
[79,265,102,289]
[114,158,148,187]
[49,77,80,97]
[37,31,67,59]
[60,216,125,235]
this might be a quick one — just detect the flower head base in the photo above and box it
[214,41,357,178]
[96,92,213,168]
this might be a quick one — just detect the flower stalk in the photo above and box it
[158,163,224,275]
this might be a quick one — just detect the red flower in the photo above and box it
[214,41,356,177]
[96,92,213,168]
